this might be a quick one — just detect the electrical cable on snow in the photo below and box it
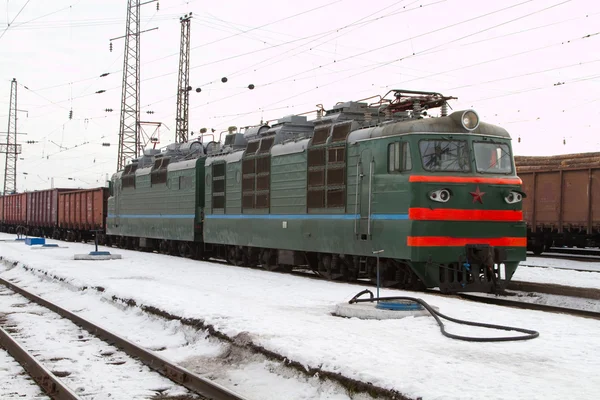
[348,289,540,342]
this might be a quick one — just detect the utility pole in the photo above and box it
[175,13,192,143]
[111,0,158,171]
[1,78,21,194]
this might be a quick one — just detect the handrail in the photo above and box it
[354,160,361,236]
[367,159,374,238]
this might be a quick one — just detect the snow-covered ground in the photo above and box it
[1,233,599,400]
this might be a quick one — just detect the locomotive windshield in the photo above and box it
[419,140,470,172]
[473,142,512,174]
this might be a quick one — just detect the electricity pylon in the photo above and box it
[175,13,192,143]
[1,78,21,194]
[112,0,158,171]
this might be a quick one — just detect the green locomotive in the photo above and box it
[107,90,526,293]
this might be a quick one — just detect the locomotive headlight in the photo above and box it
[461,110,480,130]
[449,109,480,131]
[429,189,451,203]
[505,191,523,204]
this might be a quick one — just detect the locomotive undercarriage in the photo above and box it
[102,236,426,290]
[433,245,508,293]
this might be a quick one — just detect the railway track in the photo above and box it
[546,247,600,257]
[526,251,600,264]
[0,276,248,400]
[454,292,600,320]
[507,280,600,300]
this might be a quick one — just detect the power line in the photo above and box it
[448,58,600,91]
[385,29,600,88]
[0,0,32,40]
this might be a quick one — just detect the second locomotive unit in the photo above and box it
[106,90,527,293]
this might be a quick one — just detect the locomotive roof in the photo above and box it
[348,111,511,143]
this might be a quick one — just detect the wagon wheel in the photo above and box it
[15,225,26,239]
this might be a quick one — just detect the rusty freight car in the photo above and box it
[0,195,4,228]
[57,187,109,242]
[515,152,600,254]
[2,192,27,233]
[26,188,73,237]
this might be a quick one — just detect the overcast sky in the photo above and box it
[1,0,599,192]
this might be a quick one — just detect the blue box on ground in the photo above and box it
[89,251,111,256]
[25,237,45,245]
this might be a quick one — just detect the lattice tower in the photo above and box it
[2,79,19,194]
[175,14,192,143]
[117,0,141,171]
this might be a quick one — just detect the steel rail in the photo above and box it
[0,326,83,400]
[0,277,248,400]
[456,293,600,320]
[507,280,600,300]
[526,251,600,264]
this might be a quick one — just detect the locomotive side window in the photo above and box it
[388,142,412,173]
[473,142,512,174]
[419,140,470,172]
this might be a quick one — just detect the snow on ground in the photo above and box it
[0,263,370,400]
[1,233,600,400]
[513,256,600,289]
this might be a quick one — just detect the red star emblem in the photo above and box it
[470,186,486,204]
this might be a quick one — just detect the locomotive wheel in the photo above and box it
[375,260,425,291]
[168,241,178,256]
[261,249,291,272]
[319,254,344,281]
[159,240,169,254]
[226,246,238,265]
[178,242,190,258]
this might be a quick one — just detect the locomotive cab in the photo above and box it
[394,111,526,293]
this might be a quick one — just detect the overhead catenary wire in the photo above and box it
[148,0,546,127]
[0,0,32,40]
[25,0,443,94]
[7,2,598,154]
[8,0,577,116]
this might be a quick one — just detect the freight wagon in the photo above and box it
[2,192,27,232]
[26,188,73,237]
[56,187,109,242]
[515,152,600,254]
[0,187,108,240]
